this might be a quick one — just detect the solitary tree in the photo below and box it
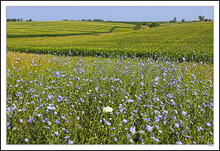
[198,15,205,21]
[181,19,185,22]
[170,17,177,23]
[173,17,177,23]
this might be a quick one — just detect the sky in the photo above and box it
[7,6,214,22]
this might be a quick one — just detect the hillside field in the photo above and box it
[7,21,213,62]
[7,21,134,37]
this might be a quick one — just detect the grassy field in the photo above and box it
[7,21,134,37]
[7,21,213,62]
[6,20,214,144]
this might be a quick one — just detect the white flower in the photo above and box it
[103,106,113,113]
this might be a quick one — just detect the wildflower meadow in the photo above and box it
[6,18,213,145]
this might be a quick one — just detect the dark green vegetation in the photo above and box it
[147,22,160,28]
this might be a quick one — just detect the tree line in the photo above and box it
[7,15,212,23]
[133,15,212,30]
[63,19,104,22]
[7,18,32,22]
[169,16,212,23]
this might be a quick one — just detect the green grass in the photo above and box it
[7,21,134,38]
[7,21,213,62]
[6,51,213,144]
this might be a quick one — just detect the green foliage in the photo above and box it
[133,22,142,30]
[93,19,104,22]
[199,16,205,21]
[147,22,160,28]
[181,19,185,22]
[170,17,177,23]
[7,18,24,22]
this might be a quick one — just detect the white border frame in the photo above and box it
[1,1,219,150]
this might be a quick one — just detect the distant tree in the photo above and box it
[7,18,21,22]
[208,19,212,21]
[204,19,209,22]
[93,19,104,22]
[169,17,177,23]
[181,19,185,22]
[173,17,177,23]
[26,18,32,22]
[133,22,142,30]
[198,15,205,21]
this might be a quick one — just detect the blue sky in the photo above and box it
[7,6,213,22]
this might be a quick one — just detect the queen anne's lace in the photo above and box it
[103,106,113,113]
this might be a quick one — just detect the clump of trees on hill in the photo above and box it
[7,18,32,22]
[147,22,160,28]
[92,19,104,22]
[81,19,92,22]
[133,22,160,30]
[198,15,212,22]
[133,22,143,30]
